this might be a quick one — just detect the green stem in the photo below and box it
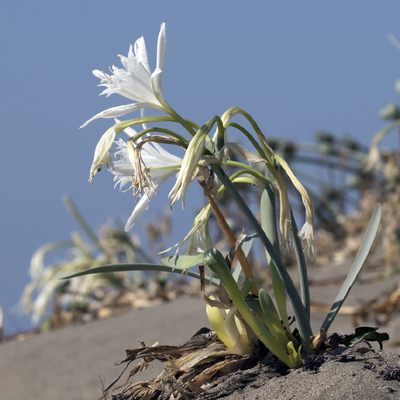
[212,165,312,347]
[222,160,274,185]
[203,115,225,152]
[222,107,275,161]
[161,102,200,136]
[130,127,188,147]
[205,249,297,367]
[115,115,198,133]
[225,122,268,159]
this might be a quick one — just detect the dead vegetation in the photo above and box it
[102,328,263,400]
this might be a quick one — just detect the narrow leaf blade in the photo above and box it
[62,263,219,285]
[161,254,205,269]
[320,204,382,333]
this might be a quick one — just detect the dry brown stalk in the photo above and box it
[199,181,258,294]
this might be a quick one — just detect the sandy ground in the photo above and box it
[0,297,207,400]
[219,350,400,400]
[1,259,400,400]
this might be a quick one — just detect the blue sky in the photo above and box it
[1,0,399,334]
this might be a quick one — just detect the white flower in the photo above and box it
[81,23,167,128]
[110,127,182,231]
[88,126,117,182]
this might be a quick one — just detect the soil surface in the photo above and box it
[198,349,400,400]
[1,257,400,400]
[0,297,207,400]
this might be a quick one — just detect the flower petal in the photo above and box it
[149,21,167,107]
[80,103,152,129]
[89,127,117,182]
[168,128,207,207]
[150,68,165,105]
[134,36,151,74]
[125,190,156,231]
[156,23,166,72]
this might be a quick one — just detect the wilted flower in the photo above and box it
[168,127,208,207]
[275,154,314,255]
[88,126,117,182]
[161,204,212,255]
[110,127,182,231]
[81,23,167,128]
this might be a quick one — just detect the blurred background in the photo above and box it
[1,0,400,335]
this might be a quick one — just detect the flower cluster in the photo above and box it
[81,23,314,255]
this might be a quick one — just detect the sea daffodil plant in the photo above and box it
[69,23,383,369]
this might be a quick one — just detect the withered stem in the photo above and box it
[200,181,258,294]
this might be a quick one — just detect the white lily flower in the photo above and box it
[81,23,167,128]
[110,126,182,231]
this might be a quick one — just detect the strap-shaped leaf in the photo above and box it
[213,166,312,345]
[320,204,382,333]
[260,187,289,333]
[63,263,219,285]
[258,288,290,348]
[204,248,297,367]
[161,254,205,269]
[232,235,256,282]
[290,208,310,321]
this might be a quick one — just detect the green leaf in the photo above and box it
[161,254,205,269]
[240,279,254,298]
[341,327,389,349]
[258,289,283,329]
[320,204,382,333]
[258,289,290,348]
[260,187,282,265]
[62,263,220,285]
[232,235,256,283]
[260,187,291,339]
[204,248,296,367]
[213,166,312,347]
[290,208,310,321]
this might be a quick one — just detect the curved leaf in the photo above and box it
[320,204,382,333]
[63,263,220,285]
[161,254,205,269]
[290,208,310,320]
